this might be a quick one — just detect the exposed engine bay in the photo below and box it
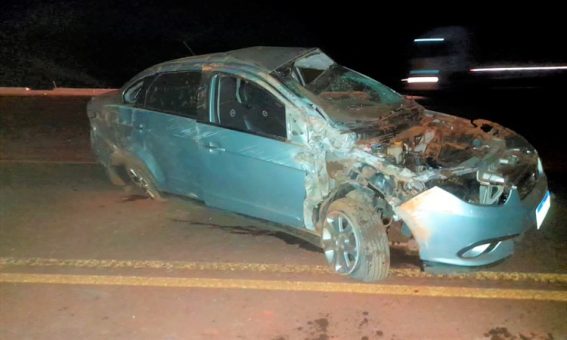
[331,105,539,208]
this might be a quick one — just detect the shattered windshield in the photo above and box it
[274,51,405,125]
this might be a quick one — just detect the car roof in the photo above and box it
[161,46,319,72]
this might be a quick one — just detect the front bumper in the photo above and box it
[394,174,549,267]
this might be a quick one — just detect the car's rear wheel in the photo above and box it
[321,197,390,282]
[124,163,164,201]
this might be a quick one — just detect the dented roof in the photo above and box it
[164,46,318,72]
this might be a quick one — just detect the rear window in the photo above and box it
[145,71,202,118]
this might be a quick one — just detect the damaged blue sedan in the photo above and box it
[87,47,550,282]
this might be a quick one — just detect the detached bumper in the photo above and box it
[395,175,549,267]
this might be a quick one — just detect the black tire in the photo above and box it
[322,197,390,282]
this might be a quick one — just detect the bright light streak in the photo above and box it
[471,66,567,72]
[404,77,439,83]
[410,69,440,75]
[414,38,445,42]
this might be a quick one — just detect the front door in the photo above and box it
[198,74,306,228]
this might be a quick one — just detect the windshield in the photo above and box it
[273,52,405,124]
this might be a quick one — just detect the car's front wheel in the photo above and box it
[321,197,390,282]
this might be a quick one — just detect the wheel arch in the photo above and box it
[109,148,166,190]
[315,182,391,232]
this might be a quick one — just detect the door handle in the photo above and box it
[201,142,225,152]
[136,123,145,131]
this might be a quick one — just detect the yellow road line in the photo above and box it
[0,159,97,165]
[1,272,566,302]
[0,257,327,274]
[1,257,566,284]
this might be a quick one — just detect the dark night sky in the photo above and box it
[1,0,565,89]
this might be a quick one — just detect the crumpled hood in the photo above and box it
[357,109,536,170]
[353,109,539,203]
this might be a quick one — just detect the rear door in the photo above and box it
[197,73,307,228]
[136,70,204,198]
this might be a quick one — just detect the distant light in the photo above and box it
[404,77,439,83]
[470,66,567,72]
[414,38,445,43]
[409,69,440,75]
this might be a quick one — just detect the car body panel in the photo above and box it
[139,108,203,198]
[396,174,548,266]
[197,123,306,227]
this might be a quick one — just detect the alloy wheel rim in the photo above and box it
[127,168,156,199]
[322,211,360,274]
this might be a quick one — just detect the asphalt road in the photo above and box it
[0,95,566,339]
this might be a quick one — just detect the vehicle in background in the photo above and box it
[403,26,567,92]
[88,47,550,282]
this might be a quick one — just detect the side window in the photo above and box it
[145,71,201,117]
[216,75,286,139]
